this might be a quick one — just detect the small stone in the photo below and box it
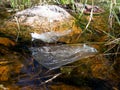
[0,65,10,81]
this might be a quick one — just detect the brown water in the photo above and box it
[0,2,120,90]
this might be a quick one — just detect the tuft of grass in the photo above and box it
[10,0,32,10]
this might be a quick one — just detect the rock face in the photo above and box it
[12,5,81,43]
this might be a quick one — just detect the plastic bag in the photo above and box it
[30,44,97,70]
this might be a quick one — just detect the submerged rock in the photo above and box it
[0,65,10,81]
[0,37,15,46]
[30,44,97,70]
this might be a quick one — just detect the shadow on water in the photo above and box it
[13,59,60,89]
[12,44,61,87]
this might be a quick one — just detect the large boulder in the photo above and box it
[11,5,81,43]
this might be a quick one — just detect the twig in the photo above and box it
[109,0,113,27]
[85,0,94,30]
[40,73,61,85]
[98,52,120,56]
[105,38,120,45]
[14,16,20,42]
